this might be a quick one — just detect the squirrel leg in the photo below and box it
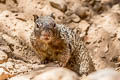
[57,49,71,67]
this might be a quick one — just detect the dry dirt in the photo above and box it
[0,0,120,80]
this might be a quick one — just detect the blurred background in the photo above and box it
[0,0,120,80]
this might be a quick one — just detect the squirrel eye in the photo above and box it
[36,24,39,28]
[36,23,42,28]
[53,23,56,27]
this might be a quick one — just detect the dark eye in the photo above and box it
[36,23,42,28]
[36,24,39,28]
[53,23,56,27]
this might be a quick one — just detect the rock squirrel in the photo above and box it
[30,15,95,75]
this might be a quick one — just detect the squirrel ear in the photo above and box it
[50,13,55,19]
[33,15,39,22]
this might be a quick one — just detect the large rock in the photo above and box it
[49,0,67,12]
[71,3,89,19]
[86,5,120,70]
[10,67,79,80]
[0,58,45,75]
[0,50,8,64]
[87,68,120,80]
[0,10,40,63]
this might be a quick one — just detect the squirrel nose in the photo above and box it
[42,32,50,37]
[43,33,49,37]
[42,33,50,40]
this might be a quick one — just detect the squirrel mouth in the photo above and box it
[40,35,51,42]
[42,36,51,41]
[44,37,49,40]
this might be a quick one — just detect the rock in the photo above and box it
[78,20,90,37]
[62,16,72,24]
[10,67,79,80]
[87,68,120,80]
[86,9,120,70]
[65,9,73,16]
[71,14,81,23]
[101,0,112,3]
[0,50,8,64]
[0,10,40,63]
[101,0,120,6]
[118,56,120,62]
[75,7,89,19]
[92,1,103,12]
[71,3,89,19]
[0,58,45,75]
[0,32,11,55]
[0,66,13,80]
[33,67,79,80]
[104,44,109,53]
[49,0,67,12]
[117,32,120,41]
[78,20,90,32]
[111,56,120,63]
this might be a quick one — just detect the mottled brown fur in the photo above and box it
[30,15,95,75]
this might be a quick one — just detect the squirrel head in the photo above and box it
[33,15,58,43]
